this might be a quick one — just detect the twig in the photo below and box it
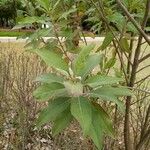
[128,87,150,94]
[131,94,150,105]
[135,75,150,85]
[90,0,129,84]
[136,64,150,73]
[116,0,150,45]
[139,53,150,63]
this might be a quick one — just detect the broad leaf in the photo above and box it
[35,48,68,71]
[108,12,126,31]
[80,54,103,80]
[127,22,138,33]
[97,87,132,96]
[92,103,114,137]
[37,97,70,127]
[52,108,73,136]
[59,7,77,20]
[98,32,113,51]
[104,57,116,69]
[86,75,123,88]
[36,73,64,84]
[18,16,48,24]
[71,97,92,134]
[73,44,95,76]
[120,38,130,53]
[52,0,61,11]
[12,24,28,30]
[89,89,125,112]
[88,107,103,150]
[33,83,67,101]
[37,0,50,11]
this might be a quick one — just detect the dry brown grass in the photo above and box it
[0,42,149,150]
[0,42,94,150]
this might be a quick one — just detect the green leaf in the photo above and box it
[73,44,95,76]
[33,83,67,101]
[37,97,70,127]
[35,48,68,71]
[18,16,48,24]
[12,24,27,30]
[127,22,138,33]
[108,12,126,31]
[52,0,61,11]
[88,107,103,150]
[98,32,113,51]
[88,103,114,150]
[28,28,53,41]
[145,27,150,32]
[59,7,77,20]
[80,54,103,80]
[120,38,130,53]
[89,89,125,112]
[71,97,92,134]
[104,57,116,69]
[52,108,73,136]
[37,0,50,11]
[36,73,64,84]
[86,75,123,88]
[92,103,114,137]
[99,87,133,96]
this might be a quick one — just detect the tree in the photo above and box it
[14,0,150,149]
[0,0,22,27]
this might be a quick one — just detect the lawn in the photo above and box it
[0,31,27,37]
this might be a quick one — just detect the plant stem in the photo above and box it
[116,0,150,45]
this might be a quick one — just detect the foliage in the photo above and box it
[0,0,22,27]
[13,0,135,149]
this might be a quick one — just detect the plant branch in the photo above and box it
[116,0,150,45]
[136,64,150,73]
[135,74,150,85]
[90,0,129,84]
[139,53,150,63]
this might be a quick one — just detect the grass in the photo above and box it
[0,31,26,37]
[0,41,149,150]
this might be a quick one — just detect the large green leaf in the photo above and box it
[98,32,113,51]
[59,7,77,20]
[33,83,67,101]
[13,16,48,30]
[107,12,126,31]
[52,0,61,11]
[89,89,125,111]
[88,107,103,150]
[18,16,48,24]
[37,97,70,127]
[97,87,132,96]
[120,38,130,53]
[92,103,114,137]
[36,73,64,84]
[87,103,114,150]
[73,44,95,76]
[80,54,103,80]
[27,28,53,41]
[37,0,50,11]
[104,57,116,69]
[52,108,73,136]
[86,75,123,88]
[35,48,68,71]
[71,97,92,134]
